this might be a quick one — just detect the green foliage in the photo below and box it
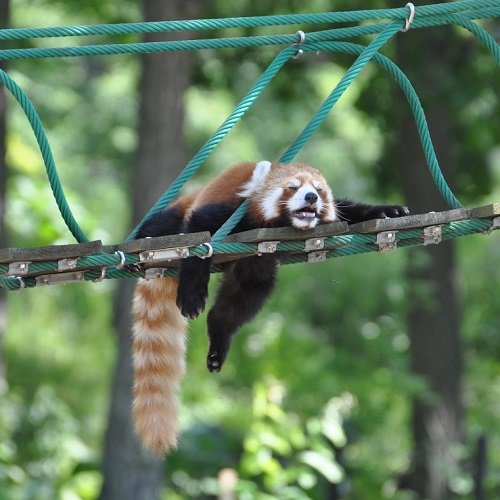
[0,385,100,500]
[238,381,348,497]
[165,379,351,499]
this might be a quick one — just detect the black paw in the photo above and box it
[176,284,208,319]
[365,204,409,220]
[206,341,230,373]
[207,349,223,373]
[177,258,211,319]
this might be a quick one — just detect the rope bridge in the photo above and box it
[0,0,499,290]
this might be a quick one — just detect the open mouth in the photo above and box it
[291,207,318,220]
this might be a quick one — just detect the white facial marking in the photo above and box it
[238,160,272,197]
[323,202,337,222]
[261,187,283,220]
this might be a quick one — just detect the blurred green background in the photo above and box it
[0,1,499,499]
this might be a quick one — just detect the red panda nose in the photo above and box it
[305,192,318,205]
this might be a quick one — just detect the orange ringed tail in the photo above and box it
[132,277,187,454]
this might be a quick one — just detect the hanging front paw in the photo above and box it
[364,204,409,220]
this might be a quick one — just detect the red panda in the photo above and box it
[132,161,408,454]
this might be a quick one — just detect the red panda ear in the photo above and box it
[253,160,272,180]
[238,160,272,197]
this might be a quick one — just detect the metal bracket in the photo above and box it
[8,261,30,276]
[36,272,84,286]
[58,258,79,271]
[491,217,500,231]
[308,251,327,264]
[144,268,166,280]
[304,237,325,252]
[139,246,190,263]
[376,231,397,252]
[257,241,280,254]
[423,225,442,246]
[481,216,500,236]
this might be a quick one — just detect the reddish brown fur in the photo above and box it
[189,162,256,211]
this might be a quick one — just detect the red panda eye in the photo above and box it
[287,186,299,192]
[316,188,323,193]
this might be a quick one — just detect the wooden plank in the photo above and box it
[348,204,499,235]
[115,231,211,254]
[348,208,475,234]
[0,240,103,264]
[468,203,500,219]
[223,221,348,244]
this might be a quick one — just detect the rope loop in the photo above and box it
[92,267,107,283]
[13,276,25,291]
[292,30,306,59]
[199,243,214,260]
[401,3,416,32]
[114,250,126,269]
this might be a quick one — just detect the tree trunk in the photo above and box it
[0,0,10,392]
[99,1,208,499]
[395,27,464,499]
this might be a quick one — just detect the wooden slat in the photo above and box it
[348,204,500,235]
[115,231,211,254]
[347,207,492,234]
[0,240,103,264]
[223,221,348,244]
[469,203,500,219]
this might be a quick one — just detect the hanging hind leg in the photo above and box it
[205,255,278,372]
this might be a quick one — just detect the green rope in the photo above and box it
[281,22,401,163]
[0,69,89,243]
[0,0,493,42]
[0,7,497,62]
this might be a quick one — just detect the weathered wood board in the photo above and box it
[0,240,103,264]
[115,231,211,254]
[223,221,348,244]
[348,204,500,234]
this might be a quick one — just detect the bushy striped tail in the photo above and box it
[132,277,188,454]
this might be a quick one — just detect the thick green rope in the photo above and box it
[0,7,497,62]
[0,69,89,243]
[0,0,493,41]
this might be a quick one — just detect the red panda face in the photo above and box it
[248,163,337,230]
[283,177,330,229]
